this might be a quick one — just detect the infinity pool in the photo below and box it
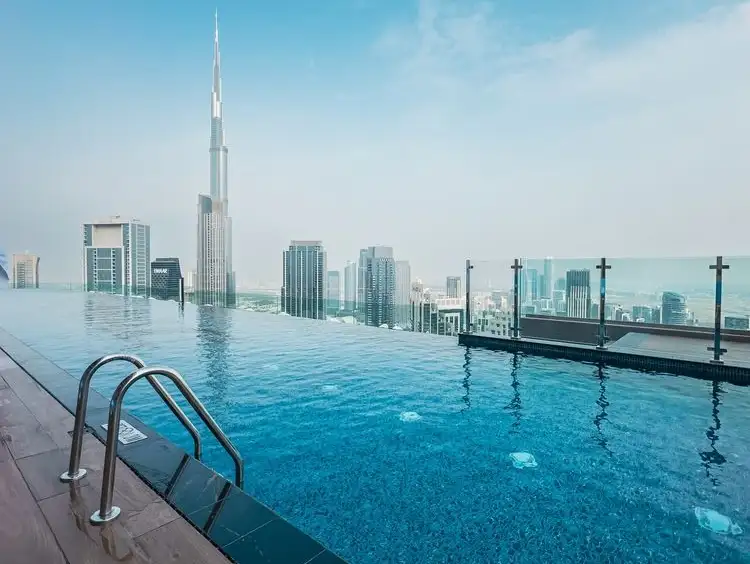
[1,291,749,562]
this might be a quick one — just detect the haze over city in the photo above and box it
[2,0,749,288]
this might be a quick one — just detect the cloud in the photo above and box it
[368,0,750,265]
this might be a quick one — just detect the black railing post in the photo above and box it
[465,259,473,333]
[595,257,611,349]
[511,259,523,339]
[708,256,729,364]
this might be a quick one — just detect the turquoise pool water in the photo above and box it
[1,290,749,563]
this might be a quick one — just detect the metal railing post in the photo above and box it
[60,354,203,483]
[465,259,473,332]
[510,259,523,339]
[708,256,730,364]
[595,258,611,349]
[91,366,244,524]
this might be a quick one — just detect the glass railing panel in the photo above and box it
[468,259,514,338]
[518,257,600,321]
[605,256,715,329]
[720,256,750,332]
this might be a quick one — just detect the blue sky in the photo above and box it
[1,0,749,286]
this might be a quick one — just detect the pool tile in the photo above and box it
[119,436,187,493]
[222,518,325,564]
[165,456,233,522]
[308,550,348,564]
[202,487,278,547]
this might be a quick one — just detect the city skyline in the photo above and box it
[2,1,750,285]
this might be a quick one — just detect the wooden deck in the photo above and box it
[607,332,750,368]
[0,350,232,564]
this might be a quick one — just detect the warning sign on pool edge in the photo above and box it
[101,420,148,445]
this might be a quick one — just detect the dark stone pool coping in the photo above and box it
[0,327,347,564]
[458,332,750,385]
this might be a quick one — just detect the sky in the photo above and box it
[1,0,749,288]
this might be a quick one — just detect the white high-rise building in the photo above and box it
[196,12,235,307]
[11,253,40,289]
[394,260,411,328]
[83,216,151,296]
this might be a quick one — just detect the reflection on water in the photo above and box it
[84,294,152,349]
[504,353,522,434]
[196,307,232,405]
[699,381,726,486]
[593,363,613,457]
[461,347,471,412]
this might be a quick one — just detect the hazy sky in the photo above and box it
[1,0,749,287]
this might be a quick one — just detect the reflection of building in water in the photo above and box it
[461,347,472,412]
[593,364,612,457]
[699,381,726,486]
[505,354,522,434]
[197,306,232,404]
[83,294,152,349]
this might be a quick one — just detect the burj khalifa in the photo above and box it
[196,11,235,306]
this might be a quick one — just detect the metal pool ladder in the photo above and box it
[60,355,244,525]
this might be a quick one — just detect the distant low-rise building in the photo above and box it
[725,315,750,330]
[11,253,40,288]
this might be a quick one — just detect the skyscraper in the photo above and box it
[543,257,553,299]
[361,246,396,328]
[661,291,687,325]
[565,269,591,319]
[11,253,40,288]
[281,241,327,320]
[83,216,151,295]
[344,260,357,311]
[196,12,235,307]
[395,260,411,328]
[446,276,462,298]
[327,270,341,315]
[357,248,368,322]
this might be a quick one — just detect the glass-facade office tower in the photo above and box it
[446,276,461,298]
[83,217,151,296]
[361,246,396,328]
[196,13,235,307]
[281,241,327,320]
[394,260,411,328]
[327,270,341,315]
[11,253,40,288]
[661,291,687,325]
[344,260,357,311]
[565,269,591,319]
[543,257,553,299]
[151,258,182,301]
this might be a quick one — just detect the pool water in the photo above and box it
[1,291,749,563]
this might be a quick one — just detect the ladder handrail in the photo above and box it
[91,366,244,524]
[60,354,202,483]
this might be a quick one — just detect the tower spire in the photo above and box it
[212,9,221,105]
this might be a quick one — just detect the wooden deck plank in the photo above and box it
[0,459,66,564]
[0,387,59,459]
[0,365,76,448]
[39,484,153,563]
[136,518,232,563]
